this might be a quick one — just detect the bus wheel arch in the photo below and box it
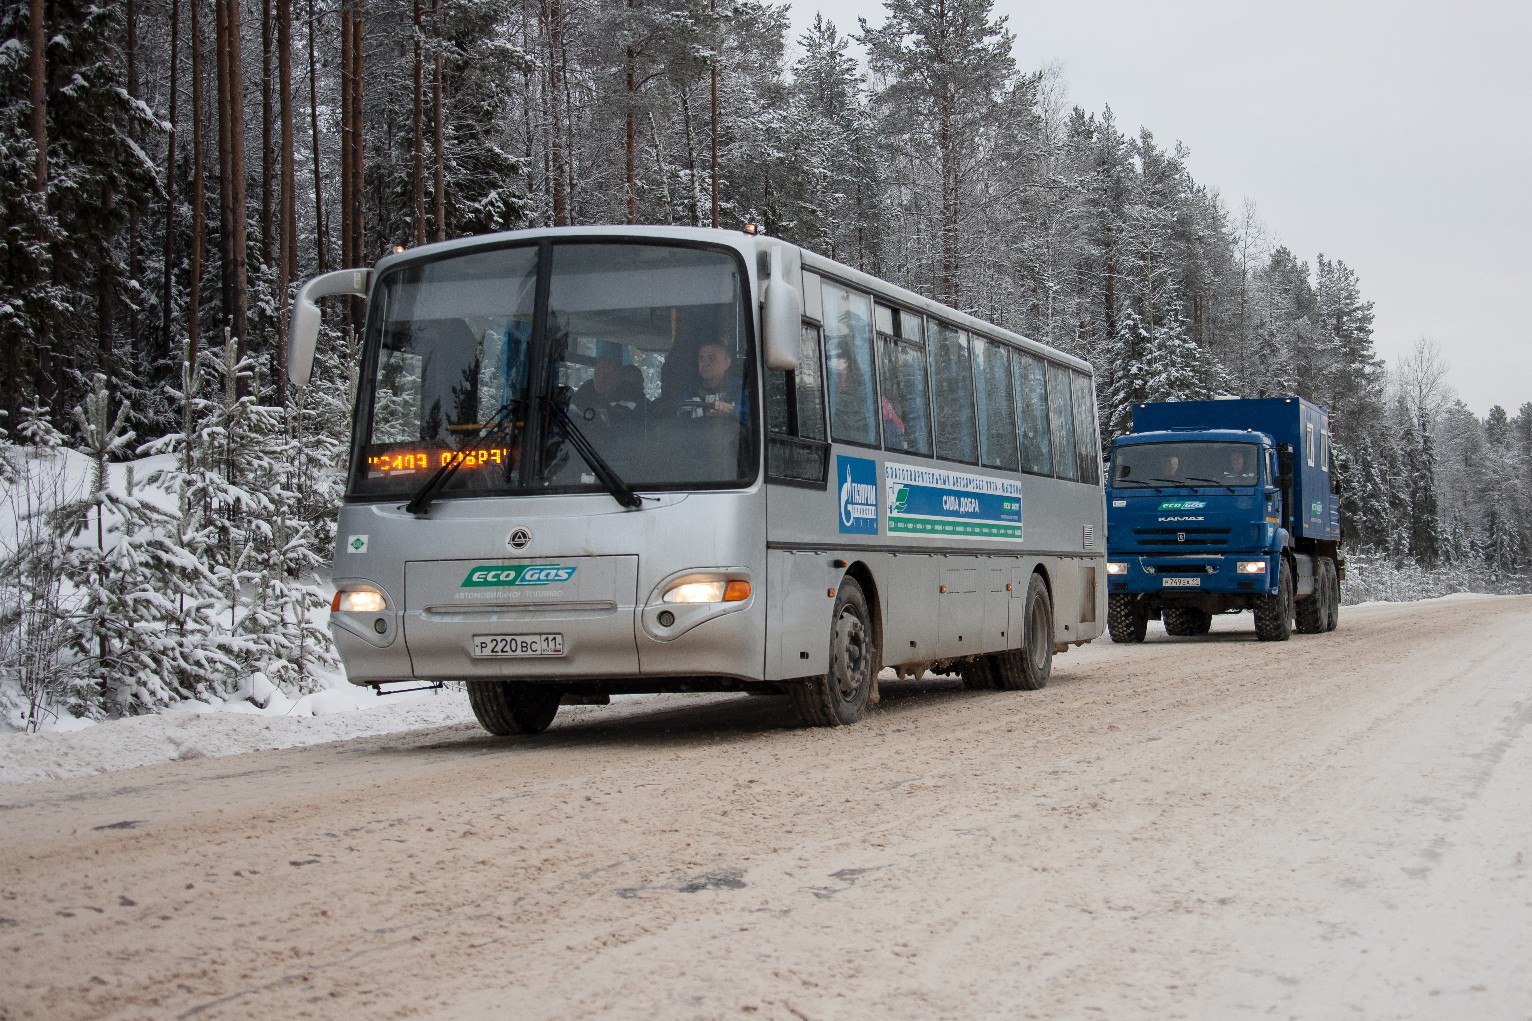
[789,573,877,727]
[842,560,884,676]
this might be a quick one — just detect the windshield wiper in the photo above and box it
[1184,475,1238,492]
[548,401,643,510]
[405,401,521,517]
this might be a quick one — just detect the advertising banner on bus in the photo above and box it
[885,461,1023,541]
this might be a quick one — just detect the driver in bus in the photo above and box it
[679,341,748,421]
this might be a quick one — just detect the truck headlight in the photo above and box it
[1237,560,1267,575]
[662,579,751,604]
[1106,562,1128,575]
[333,585,387,612]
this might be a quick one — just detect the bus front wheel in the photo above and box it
[790,577,876,727]
[467,681,561,736]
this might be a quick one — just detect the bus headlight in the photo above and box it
[333,586,387,612]
[662,580,752,604]
[1106,562,1128,575]
[1237,560,1267,575]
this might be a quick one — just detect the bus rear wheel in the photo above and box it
[1324,558,1341,631]
[990,573,1053,691]
[790,577,876,727]
[467,681,561,736]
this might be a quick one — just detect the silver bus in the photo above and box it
[289,226,1105,735]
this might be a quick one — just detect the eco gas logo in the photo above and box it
[461,564,577,588]
[1157,500,1207,511]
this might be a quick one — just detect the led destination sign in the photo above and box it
[365,447,513,477]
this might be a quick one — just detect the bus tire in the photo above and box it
[790,577,876,727]
[467,681,561,736]
[1254,560,1295,641]
[961,656,998,690]
[1324,558,1341,631]
[1165,607,1211,636]
[991,573,1053,691]
[1107,594,1147,644]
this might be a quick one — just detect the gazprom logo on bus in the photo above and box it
[837,455,879,535]
[461,564,577,588]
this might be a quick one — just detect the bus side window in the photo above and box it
[823,280,878,446]
[1046,361,1078,481]
[766,322,831,485]
[1013,350,1052,476]
[1070,369,1100,485]
[874,305,933,456]
[973,337,1019,471]
[929,320,979,464]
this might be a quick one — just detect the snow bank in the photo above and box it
[0,684,475,787]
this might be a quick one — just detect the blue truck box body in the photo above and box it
[1105,397,1342,640]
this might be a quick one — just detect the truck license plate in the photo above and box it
[471,633,565,658]
[1162,577,1201,588]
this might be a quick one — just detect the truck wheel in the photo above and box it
[1107,593,1147,644]
[1295,560,1325,634]
[789,577,876,726]
[1165,608,1212,635]
[1323,557,1341,631]
[467,682,561,736]
[1254,561,1295,641]
[990,573,1053,691]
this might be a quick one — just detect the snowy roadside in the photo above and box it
[0,593,1500,789]
[0,685,478,787]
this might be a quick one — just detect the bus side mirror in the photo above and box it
[760,243,801,372]
[287,268,373,386]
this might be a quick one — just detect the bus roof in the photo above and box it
[370,225,1094,377]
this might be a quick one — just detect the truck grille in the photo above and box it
[1133,527,1232,549]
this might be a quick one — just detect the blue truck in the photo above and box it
[1104,397,1343,642]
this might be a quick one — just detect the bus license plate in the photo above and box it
[1161,577,1201,587]
[471,634,565,658]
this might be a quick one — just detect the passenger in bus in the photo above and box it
[678,340,747,421]
[572,357,646,424]
[828,344,872,439]
[881,394,906,449]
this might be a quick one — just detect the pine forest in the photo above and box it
[1,0,1527,727]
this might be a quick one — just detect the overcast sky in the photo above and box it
[785,0,1531,417]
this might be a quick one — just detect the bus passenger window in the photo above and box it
[875,306,932,456]
[766,323,827,440]
[973,338,1019,471]
[929,321,978,464]
[823,280,877,446]
[1047,361,1078,481]
[1013,351,1052,476]
[1070,370,1101,485]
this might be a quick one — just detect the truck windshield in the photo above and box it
[1112,441,1260,489]
[350,240,756,500]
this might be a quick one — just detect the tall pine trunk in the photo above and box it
[161,0,181,372]
[189,0,206,375]
[411,0,424,246]
[307,0,326,270]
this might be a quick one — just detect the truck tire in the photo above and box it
[1164,608,1212,637]
[989,573,1053,691]
[467,682,561,736]
[789,576,876,726]
[1295,559,1325,634]
[1108,593,1148,644]
[1254,561,1295,642]
[1323,557,1341,632]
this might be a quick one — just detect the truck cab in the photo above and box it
[1105,398,1343,642]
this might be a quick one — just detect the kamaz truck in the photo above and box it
[1105,397,1343,642]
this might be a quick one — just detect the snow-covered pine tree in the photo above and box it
[1100,304,1225,439]
[59,374,136,714]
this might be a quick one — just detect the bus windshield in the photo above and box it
[1111,441,1260,489]
[351,240,756,501]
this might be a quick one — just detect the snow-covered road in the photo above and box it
[1,596,1529,1019]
